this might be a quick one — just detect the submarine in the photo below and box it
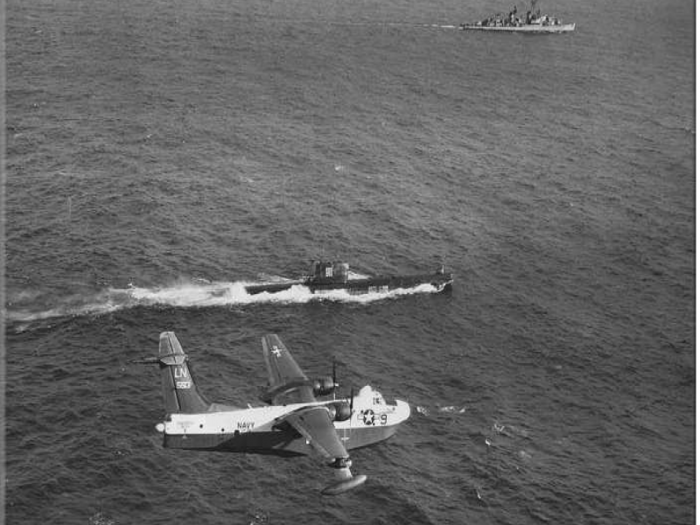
[244,261,453,296]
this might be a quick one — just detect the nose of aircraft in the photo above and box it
[394,399,411,423]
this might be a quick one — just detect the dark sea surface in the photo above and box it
[5,0,695,523]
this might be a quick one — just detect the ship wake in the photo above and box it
[7,279,443,330]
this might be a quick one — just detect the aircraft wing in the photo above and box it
[282,405,349,459]
[262,334,366,495]
[262,334,315,405]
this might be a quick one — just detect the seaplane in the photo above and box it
[150,332,411,495]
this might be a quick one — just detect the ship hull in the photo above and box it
[460,23,575,32]
[244,273,453,296]
[244,281,305,295]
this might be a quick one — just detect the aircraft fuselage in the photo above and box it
[158,389,410,457]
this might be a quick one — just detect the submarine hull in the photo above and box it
[244,273,453,296]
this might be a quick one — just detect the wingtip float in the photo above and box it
[244,260,453,296]
[152,331,410,495]
[322,473,368,496]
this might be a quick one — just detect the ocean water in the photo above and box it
[4,0,695,523]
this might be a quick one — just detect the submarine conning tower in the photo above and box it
[309,260,349,284]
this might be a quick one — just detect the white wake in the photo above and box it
[7,279,442,326]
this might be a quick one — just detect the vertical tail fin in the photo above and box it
[159,332,210,414]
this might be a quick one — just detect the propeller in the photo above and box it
[329,358,355,420]
[331,358,355,410]
[347,386,355,434]
[331,357,341,400]
[332,357,338,388]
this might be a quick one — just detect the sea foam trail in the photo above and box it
[6,280,442,325]
[424,24,458,29]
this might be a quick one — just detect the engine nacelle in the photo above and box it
[327,402,352,422]
[313,377,336,397]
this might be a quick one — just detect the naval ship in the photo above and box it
[244,261,453,296]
